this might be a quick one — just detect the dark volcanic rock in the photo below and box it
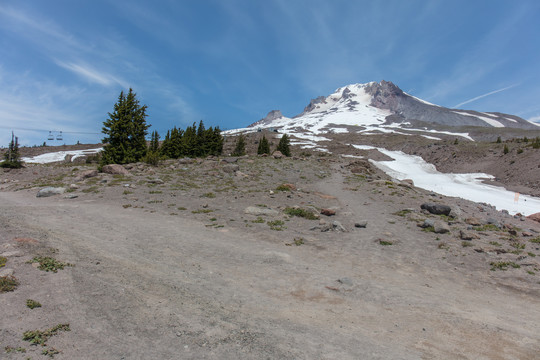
[421,203,451,216]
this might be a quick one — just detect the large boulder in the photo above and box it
[75,169,98,182]
[526,212,540,223]
[102,164,130,176]
[421,203,451,216]
[37,187,66,198]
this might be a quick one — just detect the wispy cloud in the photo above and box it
[55,61,128,88]
[453,84,519,108]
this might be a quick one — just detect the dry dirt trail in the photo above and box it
[1,166,539,359]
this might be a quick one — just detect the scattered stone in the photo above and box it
[420,203,451,216]
[448,206,462,219]
[522,231,533,237]
[37,187,66,198]
[0,268,14,277]
[460,230,479,240]
[64,194,78,199]
[419,219,435,228]
[243,206,279,216]
[401,179,414,187]
[222,157,238,163]
[433,221,450,234]
[102,164,130,175]
[332,221,347,232]
[222,164,240,173]
[235,171,249,178]
[272,151,284,159]
[1,250,23,257]
[75,169,98,181]
[148,178,164,184]
[486,218,500,228]
[337,277,353,286]
[354,221,368,228]
[465,217,482,226]
[526,212,540,223]
[178,158,194,164]
[69,184,79,189]
[320,208,336,216]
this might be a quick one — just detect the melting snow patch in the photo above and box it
[22,148,103,164]
[351,144,540,215]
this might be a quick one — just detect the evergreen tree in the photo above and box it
[276,133,291,157]
[101,89,150,165]
[503,144,509,154]
[257,135,270,155]
[232,134,246,156]
[149,130,160,152]
[1,132,23,169]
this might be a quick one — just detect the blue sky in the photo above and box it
[1,0,540,146]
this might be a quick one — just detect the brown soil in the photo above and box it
[1,151,540,359]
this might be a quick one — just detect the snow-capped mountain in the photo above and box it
[246,81,539,141]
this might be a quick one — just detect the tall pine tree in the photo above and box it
[232,134,246,156]
[257,135,270,155]
[276,133,291,157]
[1,132,23,169]
[101,88,150,165]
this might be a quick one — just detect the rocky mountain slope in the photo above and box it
[247,81,539,141]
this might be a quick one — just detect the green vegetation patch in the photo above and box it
[0,256,6,268]
[472,224,500,232]
[275,184,292,192]
[267,220,286,231]
[23,324,70,346]
[28,257,73,273]
[0,275,19,292]
[27,299,42,309]
[530,236,540,244]
[379,240,393,246]
[283,207,318,220]
[4,346,26,354]
[490,261,520,271]
[192,209,213,214]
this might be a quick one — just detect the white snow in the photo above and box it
[22,148,102,164]
[350,145,540,215]
[504,117,517,123]
[452,111,505,128]
[404,93,442,108]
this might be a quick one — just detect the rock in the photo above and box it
[433,221,450,234]
[37,187,66,198]
[486,218,500,228]
[460,230,479,240]
[448,206,462,219]
[465,217,482,226]
[332,221,347,232]
[69,184,79,189]
[235,171,249,178]
[75,169,98,181]
[102,164,130,176]
[244,206,279,216]
[337,277,353,286]
[522,231,533,237]
[419,219,435,228]
[178,158,194,164]
[401,179,414,187]
[148,178,164,184]
[0,268,14,277]
[272,151,284,159]
[222,164,240,173]
[64,194,78,199]
[72,155,88,164]
[222,157,239,163]
[421,203,451,216]
[1,250,23,257]
[526,212,540,223]
[354,221,368,228]
[320,208,336,216]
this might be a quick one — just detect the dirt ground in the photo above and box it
[1,152,540,359]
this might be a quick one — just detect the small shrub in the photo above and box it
[293,238,305,246]
[202,192,216,198]
[251,217,265,223]
[177,207,187,211]
[0,275,19,292]
[527,252,536,257]
[4,346,26,353]
[283,207,318,220]
[517,148,523,154]
[27,299,42,309]
[0,256,6,268]
[438,242,449,250]
[275,184,292,192]
[122,204,132,208]
[461,241,473,247]
[192,209,213,214]
[489,241,502,247]
[28,257,73,273]
[42,347,60,357]
[503,144,509,154]
[123,190,133,195]
[23,324,70,346]
[530,236,540,243]
[393,209,412,217]
[267,220,285,231]
[379,240,393,246]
